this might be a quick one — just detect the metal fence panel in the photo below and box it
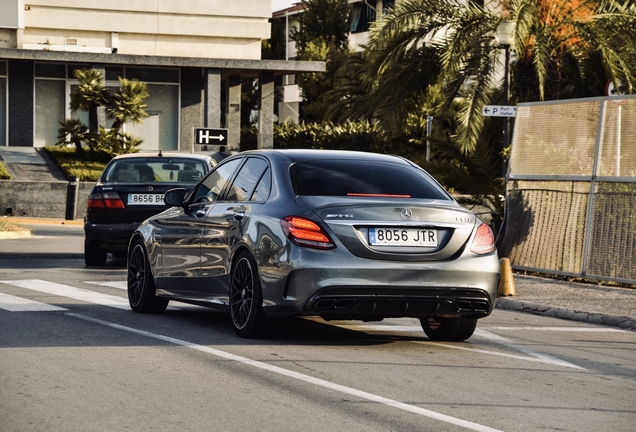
[502,96,636,284]
[586,182,636,282]
[511,100,599,176]
[500,181,589,275]
[598,99,636,177]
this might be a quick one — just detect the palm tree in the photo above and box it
[59,69,149,155]
[355,0,636,153]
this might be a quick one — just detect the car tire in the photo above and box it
[85,240,107,266]
[229,251,271,338]
[420,316,478,341]
[127,239,169,314]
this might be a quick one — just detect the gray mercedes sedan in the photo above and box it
[127,149,499,341]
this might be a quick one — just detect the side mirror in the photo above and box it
[164,188,187,207]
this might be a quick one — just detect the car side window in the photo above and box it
[190,159,242,204]
[250,168,271,202]
[225,158,269,202]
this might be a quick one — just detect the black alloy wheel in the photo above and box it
[127,239,169,313]
[229,251,270,338]
[420,316,478,341]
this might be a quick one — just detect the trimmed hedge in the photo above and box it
[274,121,387,152]
[43,146,111,182]
[241,122,392,153]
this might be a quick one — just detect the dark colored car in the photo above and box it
[84,152,215,266]
[127,150,499,341]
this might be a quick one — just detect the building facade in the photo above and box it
[0,0,324,151]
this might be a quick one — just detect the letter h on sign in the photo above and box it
[194,128,228,145]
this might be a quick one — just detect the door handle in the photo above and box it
[233,211,246,220]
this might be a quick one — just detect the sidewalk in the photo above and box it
[497,275,636,330]
[0,216,84,258]
[1,217,635,331]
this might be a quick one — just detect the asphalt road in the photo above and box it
[1,251,635,432]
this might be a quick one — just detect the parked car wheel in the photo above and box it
[127,239,168,313]
[84,240,107,266]
[229,251,270,338]
[420,316,477,341]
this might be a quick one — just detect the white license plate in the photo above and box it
[369,227,438,247]
[127,194,165,205]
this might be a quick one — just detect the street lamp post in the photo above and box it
[496,21,514,176]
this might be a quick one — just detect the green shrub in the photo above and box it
[43,146,111,182]
[0,162,10,180]
[273,121,389,152]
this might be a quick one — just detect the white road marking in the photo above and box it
[419,340,586,370]
[67,312,502,432]
[2,280,130,309]
[334,323,587,370]
[335,324,423,333]
[335,323,624,334]
[482,326,625,333]
[84,281,205,309]
[0,292,67,312]
[85,281,127,290]
[470,329,585,370]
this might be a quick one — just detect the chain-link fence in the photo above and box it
[498,96,636,284]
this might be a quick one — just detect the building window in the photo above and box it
[351,1,377,33]
[35,79,66,147]
[33,63,180,150]
[35,63,66,79]
[0,61,6,146]
[122,67,180,151]
[126,83,179,152]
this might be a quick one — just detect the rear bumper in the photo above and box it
[84,221,141,252]
[260,251,500,320]
[305,286,493,320]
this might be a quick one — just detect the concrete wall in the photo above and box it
[0,180,93,219]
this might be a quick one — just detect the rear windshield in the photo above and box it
[103,158,207,184]
[289,159,449,199]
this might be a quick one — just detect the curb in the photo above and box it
[496,297,636,331]
[9,217,84,226]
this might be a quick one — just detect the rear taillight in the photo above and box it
[87,192,125,209]
[470,223,496,255]
[281,216,335,250]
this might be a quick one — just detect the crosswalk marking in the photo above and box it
[1,279,198,311]
[85,281,127,290]
[0,292,67,312]
[0,279,130,309]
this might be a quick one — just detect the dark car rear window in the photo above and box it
[289,159,449,199]
[103,158,207,184]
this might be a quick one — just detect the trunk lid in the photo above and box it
[296,196,477,262]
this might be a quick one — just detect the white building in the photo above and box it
[0,0,324,151]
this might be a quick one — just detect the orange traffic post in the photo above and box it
[497,258,516,297]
